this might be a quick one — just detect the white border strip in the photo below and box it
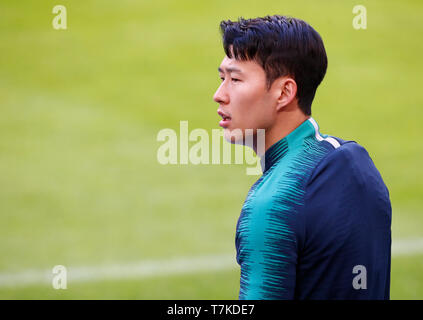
[308,118,341,149]
[0,238,422,288]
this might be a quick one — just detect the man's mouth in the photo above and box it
[218,109,232,128]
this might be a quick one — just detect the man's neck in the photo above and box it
[262,110,310,155]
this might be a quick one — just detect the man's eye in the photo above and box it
[219,77,240,83]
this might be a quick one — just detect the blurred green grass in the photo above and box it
[0,0,422,299]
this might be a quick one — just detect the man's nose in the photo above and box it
[213,83,229,105]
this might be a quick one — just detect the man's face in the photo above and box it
[213,56,277,144]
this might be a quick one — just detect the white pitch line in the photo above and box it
[0,254,236,288]
[391,237,423,256]
[0,238,422,288]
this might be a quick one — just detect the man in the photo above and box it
[213,15,391,300]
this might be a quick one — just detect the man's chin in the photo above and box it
[223,127,265,153]
[223,128,252,145]
[223,127,245,145]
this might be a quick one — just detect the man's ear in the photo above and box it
[275,77,297,111]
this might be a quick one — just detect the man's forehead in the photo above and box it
[218,56,241,72]
[218,56,259,74]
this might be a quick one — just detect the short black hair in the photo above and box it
[219,15,327,115]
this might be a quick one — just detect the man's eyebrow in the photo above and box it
[218,66,243,74]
